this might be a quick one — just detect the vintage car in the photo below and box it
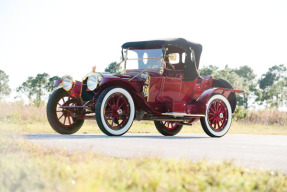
[47,38,244,137]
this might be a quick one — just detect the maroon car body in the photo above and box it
[47,38,243,137]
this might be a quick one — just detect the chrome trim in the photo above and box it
[87,74,99,91]
[125,57,163,61]
[62,75,73,91]
[142,85,149,98]
[81,72,102,97]
[82,72,102,82]
[162,112,205,117]
[124,49,128,74]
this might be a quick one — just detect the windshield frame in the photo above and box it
[121,48,165,74]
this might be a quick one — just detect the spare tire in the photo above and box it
[212,78,236,113]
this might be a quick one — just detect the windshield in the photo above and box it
[124,49,163,70]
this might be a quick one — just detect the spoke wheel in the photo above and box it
[56,95,81,128]
[96,87,135,136]
[200,94,232,137]
[154,121,183,136]
[103,93,130,130]
[207,100,228,131]
[47,88,85,134]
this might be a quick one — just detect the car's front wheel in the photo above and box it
[200,94,232,137]
[154,121,183,136]
[46,88,85,134]
[95,87,135,136]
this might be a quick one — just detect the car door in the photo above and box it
[160,76,182,101]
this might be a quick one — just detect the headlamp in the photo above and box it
[87,74,99,91]
[62,75,73,91]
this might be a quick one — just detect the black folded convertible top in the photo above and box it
[122,38,202,81]
[122,38,201,51]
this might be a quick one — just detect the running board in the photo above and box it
[162,112,205,117]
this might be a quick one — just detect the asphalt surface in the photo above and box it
[24,133,287,173]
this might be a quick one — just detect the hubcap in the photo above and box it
[117,109,123,115]
[219,113,223,118]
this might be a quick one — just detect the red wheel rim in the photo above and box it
[160,121,178,130]
[207,99,228,131]
[56,96,80,128]
[104,93,130,130]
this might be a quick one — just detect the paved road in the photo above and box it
[24,133,287,172]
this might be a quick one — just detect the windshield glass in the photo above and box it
[125,49,163,70]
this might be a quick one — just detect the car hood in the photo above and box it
[100,68,161,80]
[101,73,134,79]
[99,73,144,82]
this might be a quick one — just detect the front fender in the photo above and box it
[195,88,244,115]
[99,79,161,115]
[53,79,62,87]
[53,79,82,99]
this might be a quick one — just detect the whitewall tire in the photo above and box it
[200,94,232,137]
[95,87,135,136]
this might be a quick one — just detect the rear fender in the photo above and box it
[195,88,244,115]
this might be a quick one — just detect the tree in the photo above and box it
[257,64,287,108]
[234,65,257,108]
[199,65,219,76]
[46,75,61,92]
[234,65,256,81]
[267,80,287,108]
[16,73,60,106]
[259,64,286,90]
[0,70,11,98]
[104,62,122,74]
[215,66,250,107]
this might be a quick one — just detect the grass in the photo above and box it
[1,129,287,192]
[242,109,287,125]
[1,102,287,191]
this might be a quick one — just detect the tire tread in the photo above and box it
[154,121,183,136]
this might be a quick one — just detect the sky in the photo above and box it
[0,0,287,101]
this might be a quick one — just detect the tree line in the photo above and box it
[0,71,59,106]
[199,64,287,109]
[0,63,286,109]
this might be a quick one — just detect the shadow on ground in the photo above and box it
[23,134,210,140]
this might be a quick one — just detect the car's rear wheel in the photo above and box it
[95,87,135,136]
[154,121,183,136]
[47,88,85,134]
[200,94,232,137]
